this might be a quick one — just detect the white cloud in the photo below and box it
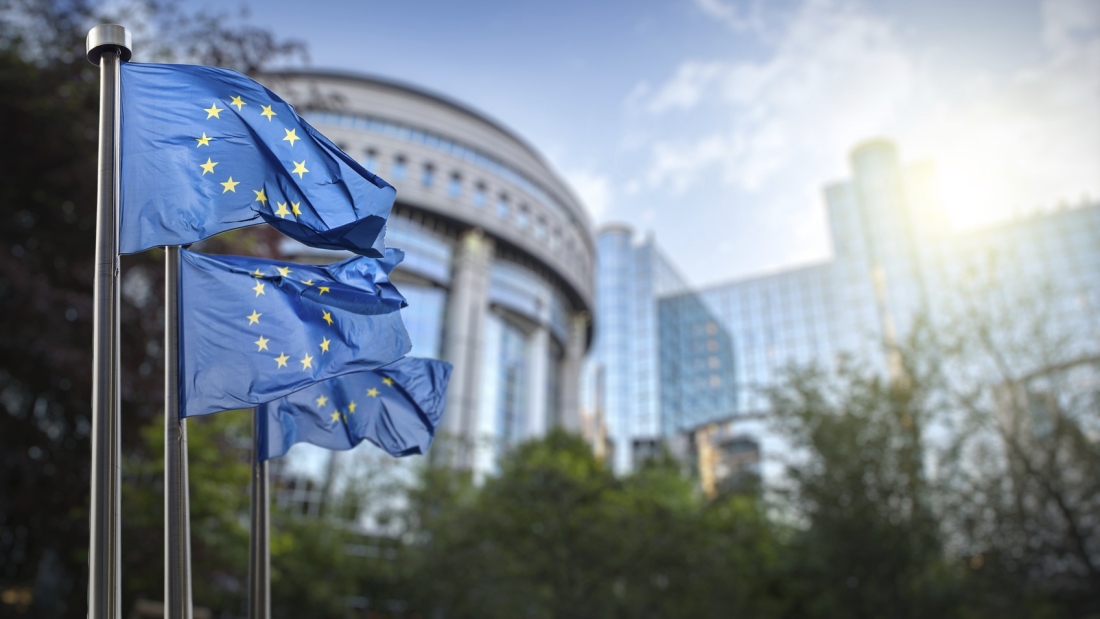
[906,0,1100,227]
[638,0,914,196]
[633,0,1100,241]
[563,169,614,220]
[644,61,726,114]
[694,0,771,35]
[1042,0,1100,50]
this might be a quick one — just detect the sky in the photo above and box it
[231,0,1100,286]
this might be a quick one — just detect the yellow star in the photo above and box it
[291,201,302,216]
[300,353,313,370]
[196,133,213,147]
[367,388,379,398]
[330,411,340,422]
[200,158,217,175]
[274,202,290,218]
[315,394,328,408]
[230,95,246,111]
[251,268,263,278]
[322,310,333,326]
[260,105,276,121]
[348,401,357,414]
[283,128,300,146]
[254,335,269,351]
[274,352,289,368]
[292,160,308,178]
[382,377,394,386]
[318,286,330,295]
[319,337,331,353]
[252,281,265,297]
[204,103,223,119]
[277,266,292,277]
[221,177,239,193]
[253,188,268,205]
[343,413,348,423]
[247,310,261,325]
[301,278,313,286]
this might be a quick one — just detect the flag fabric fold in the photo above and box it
[257,357,452,460]
[120,63,395,256]
[178,248,411,418]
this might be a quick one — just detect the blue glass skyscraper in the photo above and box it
[591,138,1100,480]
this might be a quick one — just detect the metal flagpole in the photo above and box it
[248,409,271,619]
[164,246,193,619]
[85,24,131,619]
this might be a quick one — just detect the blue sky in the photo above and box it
[233,0,1099,286]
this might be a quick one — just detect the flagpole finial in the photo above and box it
[86,24,132,65]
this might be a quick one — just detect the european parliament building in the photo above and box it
[260,71,595,479]
[589,139,1100,483]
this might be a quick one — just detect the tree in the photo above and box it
[928,261,1100,616]
[766,346,961,619]
[0,1,304,615]
[121,411,253,614]
[402,431,785,619]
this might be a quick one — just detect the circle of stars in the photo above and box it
[194,94,310,225]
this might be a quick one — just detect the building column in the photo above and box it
[557,312,588,433]
[441,228,493,468]
[525,325,550,440]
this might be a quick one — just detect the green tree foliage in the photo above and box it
[402,431,784,619]
[927,267,1100,616]
[767,359,961,619]
[121,411,253,614]
[0,1,305,615]
[122,411,405,617]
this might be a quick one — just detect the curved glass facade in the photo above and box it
[304,110,578,226]
[269,70,594,479]
[397,283,446,359]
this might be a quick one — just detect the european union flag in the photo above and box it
[179,248,411,418]
[120,63,395,257]
[257,357,452,460]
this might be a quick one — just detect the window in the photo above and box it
[496,194,510,219]
[473,183,486,208]
[448,173,462,198]
[516,205,530,229]
[534,217,547,241]
[391,156,406,182]
[421,163,435,188]
[361,148,377,172]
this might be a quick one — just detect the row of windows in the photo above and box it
[359,147,586,276]
[305,110,581,229]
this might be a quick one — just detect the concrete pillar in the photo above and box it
[525,325,550,439]
[441,228,493,467]
[557,312,588,433]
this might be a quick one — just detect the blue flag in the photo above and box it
[179,249,411,418]
[120,63,396,256]
[257,357,452,460]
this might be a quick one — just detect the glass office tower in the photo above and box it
[594,138,1100,479]
[584,227,735,473]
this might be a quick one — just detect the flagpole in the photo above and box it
[164,246,193,619]
[248,409,271,619]
[85,24,131,619]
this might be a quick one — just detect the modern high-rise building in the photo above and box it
[260,70,596,478]
[591,138,1100,478]
[583,227,736,474]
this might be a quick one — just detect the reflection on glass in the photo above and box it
[391,156,406,182]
